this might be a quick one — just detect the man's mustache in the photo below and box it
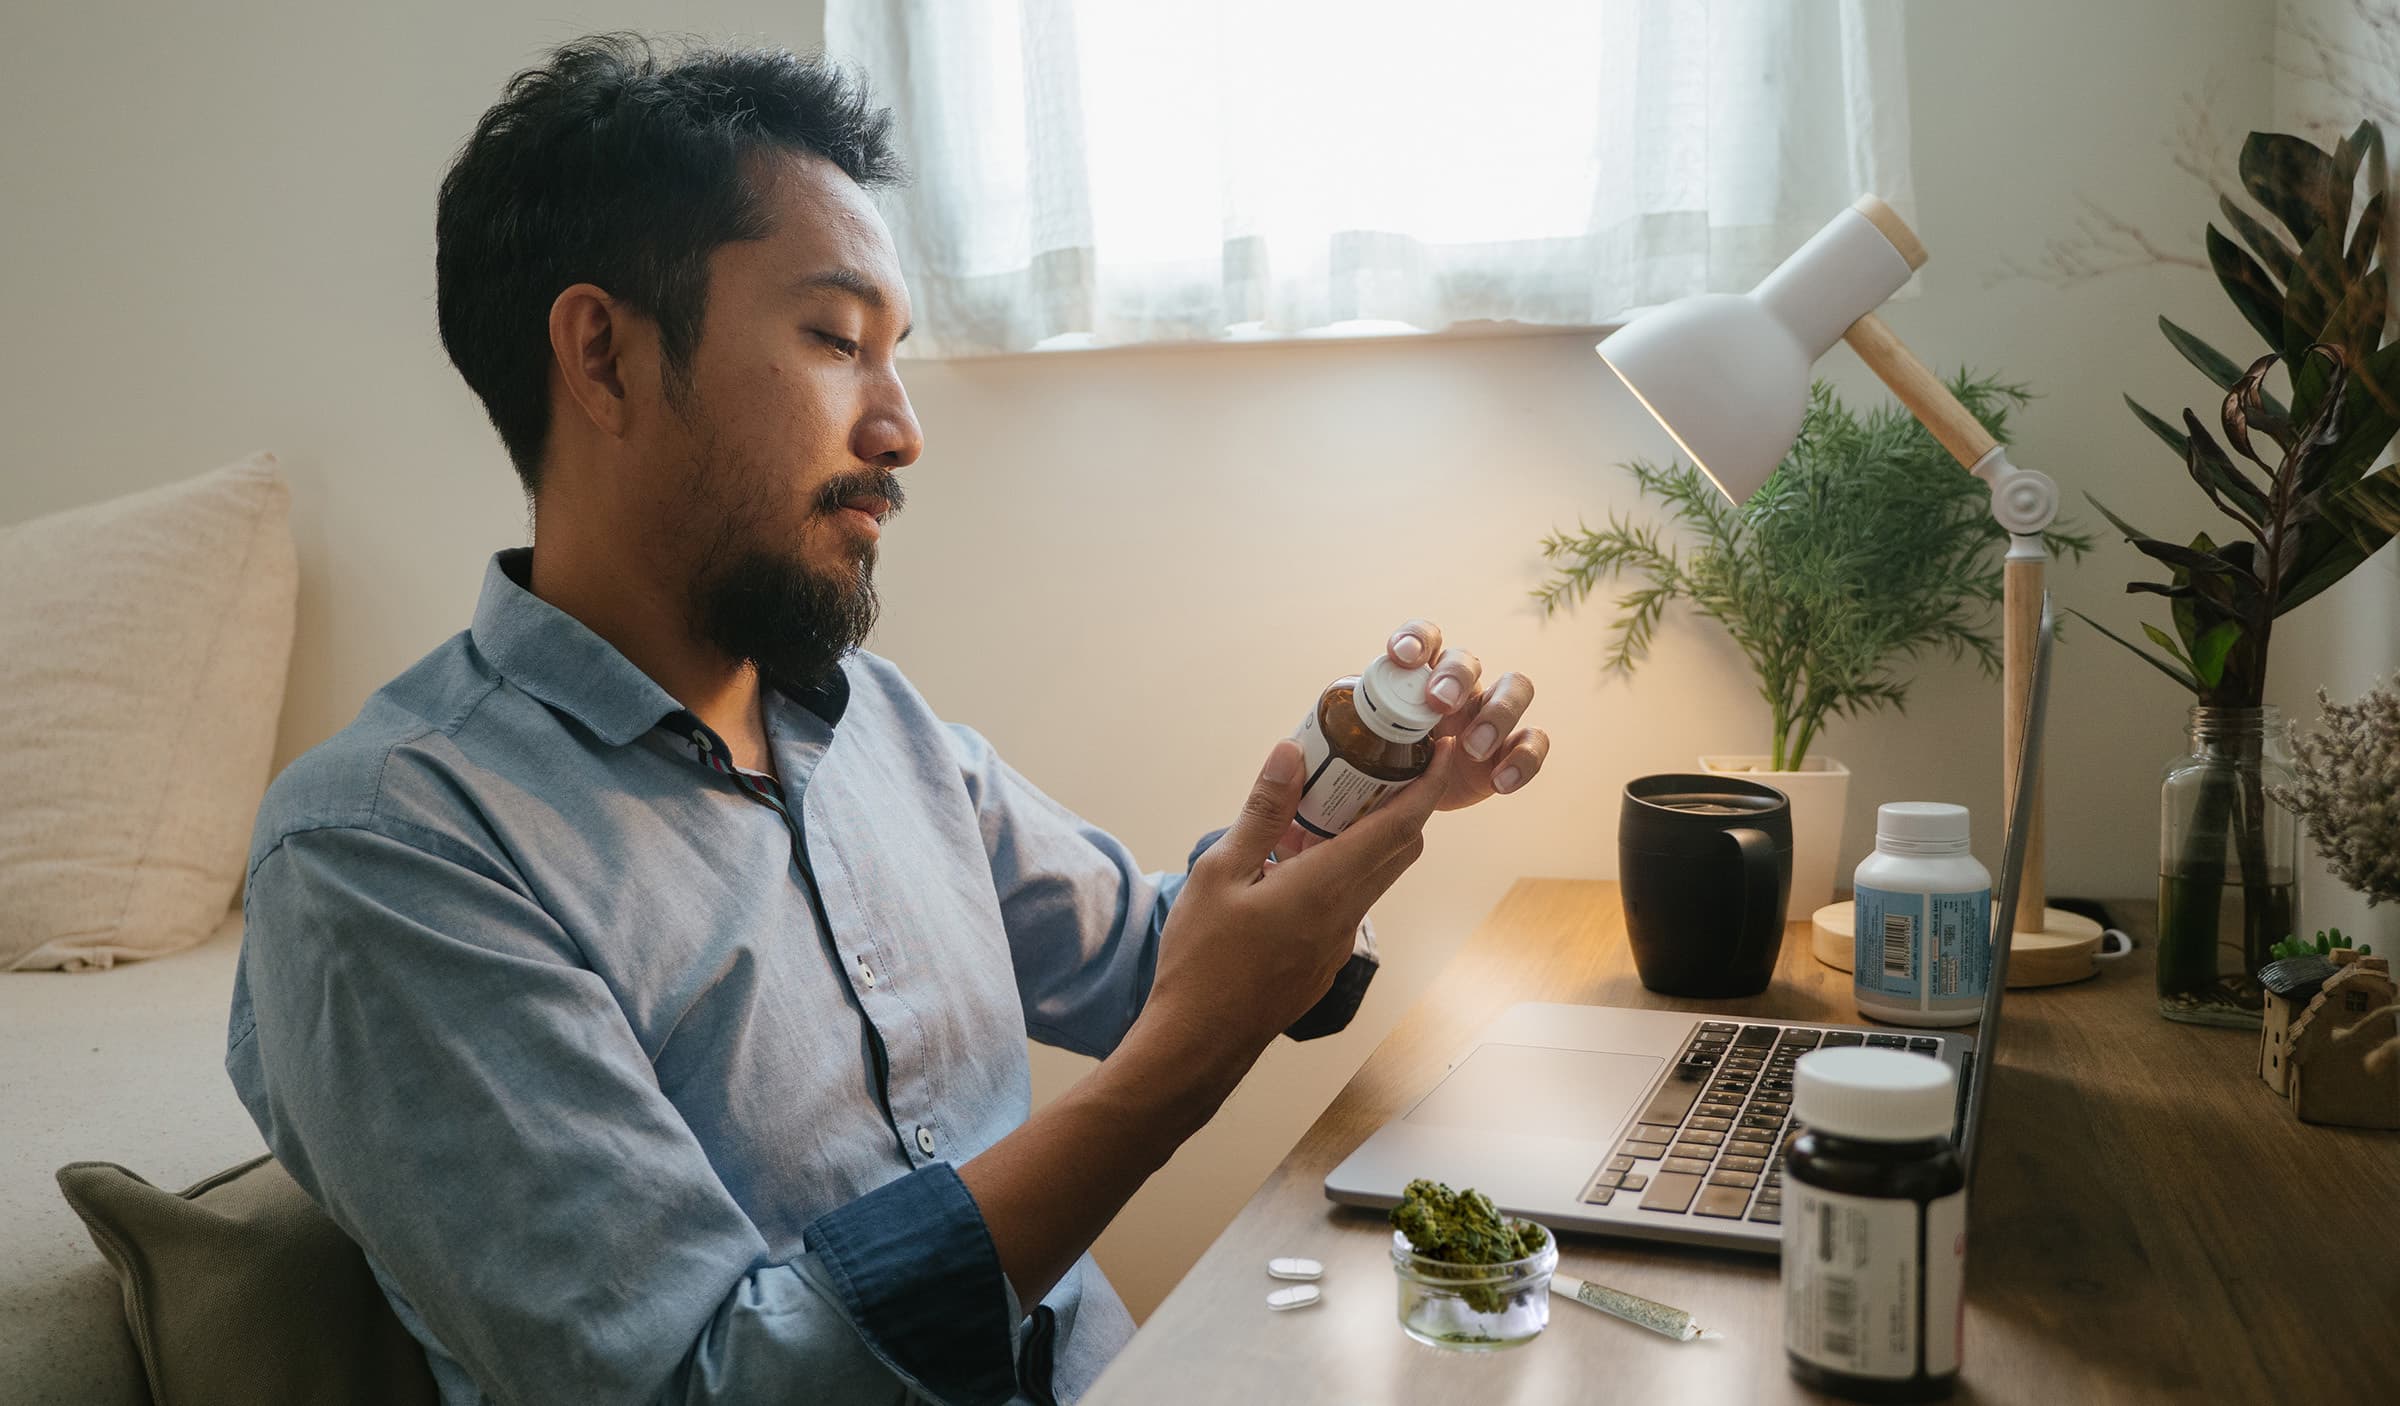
[816,468,907,519]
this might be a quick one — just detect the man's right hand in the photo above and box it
[959,736,1453,1310]
[1140,735,1453,1058]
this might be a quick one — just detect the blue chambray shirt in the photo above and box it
[226,549,1374,1406]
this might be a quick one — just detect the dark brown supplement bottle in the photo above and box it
[1287,654,1439,846]
[1784,1047,1966,1403]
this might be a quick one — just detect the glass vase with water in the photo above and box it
[2157,706,2298,1027]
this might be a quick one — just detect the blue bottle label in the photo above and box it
[1854,885,1991,1002]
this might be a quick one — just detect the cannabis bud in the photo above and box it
[1390,1178,1549,1314]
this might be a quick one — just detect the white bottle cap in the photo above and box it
[1792,1046,1957,1141]
[1355,656,1441,743]
[1876,801,1971,854]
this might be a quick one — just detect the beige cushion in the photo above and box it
[56,1155,437,1406]
[0,455,297,970]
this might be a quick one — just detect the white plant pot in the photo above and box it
[1697,755,1852,920]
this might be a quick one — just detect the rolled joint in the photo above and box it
[1969,447,2059,541]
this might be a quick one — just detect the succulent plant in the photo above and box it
[2269,926,2373,960]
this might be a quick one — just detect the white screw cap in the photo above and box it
[1792,1046,1956,1141]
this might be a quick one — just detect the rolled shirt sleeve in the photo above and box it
[227,823,1020,1406]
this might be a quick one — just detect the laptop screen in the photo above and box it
[1958,594,2055,1175]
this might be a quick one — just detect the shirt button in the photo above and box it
[916,1126,936,1156]
[690,729,710,752]
[855,956,877,990]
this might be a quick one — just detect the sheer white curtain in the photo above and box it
[826,0,1914,357]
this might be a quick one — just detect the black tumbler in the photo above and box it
[1619,773,1795,998]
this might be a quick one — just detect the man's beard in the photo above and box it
[688,464,905,696]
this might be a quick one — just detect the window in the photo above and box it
[828,0,1914,356]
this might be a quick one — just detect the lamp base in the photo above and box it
[1810,901,2106,989]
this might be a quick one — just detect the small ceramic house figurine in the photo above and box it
[2281,952,2400,1129]
[2259,953,2340,1096]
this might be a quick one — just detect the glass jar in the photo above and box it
[1389,1225,1557,1350]
[2157,706,2299,1027]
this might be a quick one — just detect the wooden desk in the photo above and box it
[1085,880,2400,1404]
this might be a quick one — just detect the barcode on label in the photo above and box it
[1820,1274,1859,1358]
[1881,913,1914,979]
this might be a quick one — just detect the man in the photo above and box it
[228,35,1549,1406]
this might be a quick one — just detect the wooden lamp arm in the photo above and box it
[1841,304,2059,934]
[1842,312,2000,470]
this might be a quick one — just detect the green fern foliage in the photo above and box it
[1537,373,2090,770]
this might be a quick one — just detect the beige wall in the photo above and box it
[4,0,2387,1325]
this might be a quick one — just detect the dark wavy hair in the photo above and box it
[435,34,904,495]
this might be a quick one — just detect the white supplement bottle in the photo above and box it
[1851,803,1991,1028]
[1287,654,1440,846]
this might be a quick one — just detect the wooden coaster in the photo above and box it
[1811,902,2107,988]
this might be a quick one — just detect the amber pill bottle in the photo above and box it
[1287,654,1439,846]
[1784,1047,1967,1403]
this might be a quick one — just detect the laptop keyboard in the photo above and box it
[1581,1021,1947,1226]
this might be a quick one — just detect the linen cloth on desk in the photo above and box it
[229,547,1376,1406]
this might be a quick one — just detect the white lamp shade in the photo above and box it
[1597,203,1919,504]
[1596,293,1809,505]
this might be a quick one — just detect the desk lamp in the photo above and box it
[1597,196,2102,979]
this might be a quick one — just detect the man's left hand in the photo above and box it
[1381,618,1546,812]
[1274,620,1546,859]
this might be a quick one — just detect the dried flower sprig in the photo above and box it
[2272,673,2400,906]
[2271,673,2400,1076]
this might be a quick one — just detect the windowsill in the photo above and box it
[933,316,1628,362]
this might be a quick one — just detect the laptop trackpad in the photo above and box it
[1402,1043,1665,1144]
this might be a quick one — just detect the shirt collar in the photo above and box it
[470,548,855,746]
[470,548,686,747]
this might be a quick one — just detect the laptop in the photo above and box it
[1324,596,2056,1251]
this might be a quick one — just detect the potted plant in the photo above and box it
[2076,122,2400,1027]
[1537,375,2088,917]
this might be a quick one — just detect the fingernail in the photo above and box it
[1494,766,1524,794]
[1390,632,1425,666]
[1264,741,1301,784]
[1465,723,1497,760]
[1430,676,1464,708]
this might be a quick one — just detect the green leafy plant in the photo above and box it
[1536,375,2089,770]
[2080,123,2400,702]
[2081,122,2400,1020]
[2269,926,2370,960]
